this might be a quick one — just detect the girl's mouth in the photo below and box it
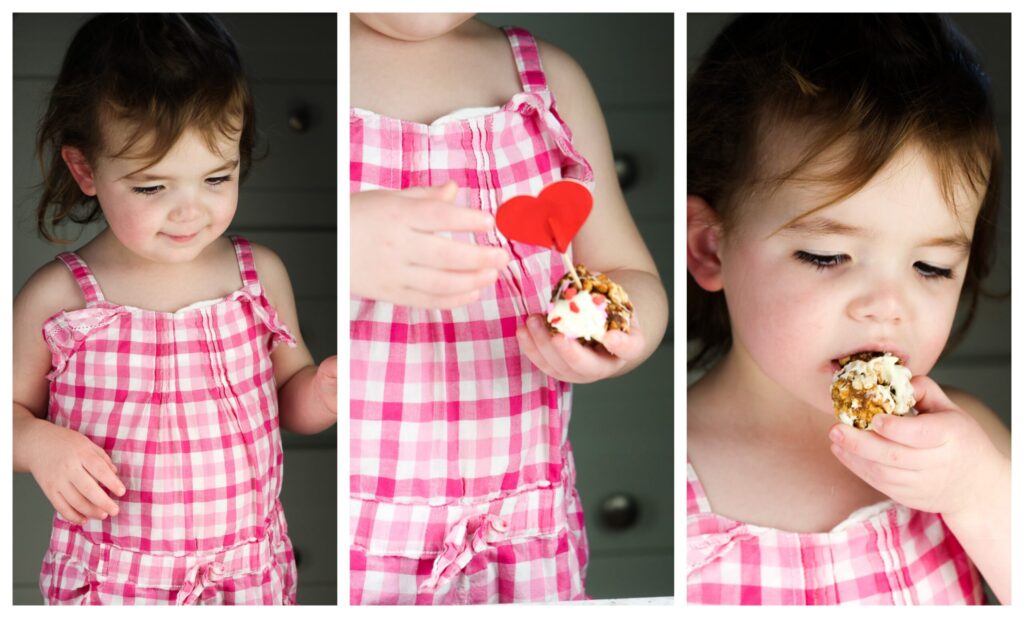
[830,348,909,373]
[162,232,198,243]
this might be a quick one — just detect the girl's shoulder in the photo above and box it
[247,241,294,311]
[534,38,591,104]
[14,257,88,324]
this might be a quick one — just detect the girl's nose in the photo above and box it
[169,197,201,222]
[847,283,906,325]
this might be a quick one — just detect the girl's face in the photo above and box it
[86,125,239,264]
[353,13,474,41]
[718,143,981,413]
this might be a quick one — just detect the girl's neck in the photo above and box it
[76,229,243,313]
[691,344,836,445]
[350,17,519,126]
[350,15,484,47]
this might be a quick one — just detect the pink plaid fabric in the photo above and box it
[350,27,594,604]
[38,236,298,605]
[687,461,983,604]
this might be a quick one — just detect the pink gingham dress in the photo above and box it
[687,460,983,604]
[38,236,298,605]
[350,27,593,604]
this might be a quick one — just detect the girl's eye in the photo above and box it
[794,250,850,271]
[914,261,954,280]
[131,185,163,196]
[206,175,233,186]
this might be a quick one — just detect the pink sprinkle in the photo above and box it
[592,294,605,306]
[564,286,578,300]
[569,301,579,313]
[551,316,562,324]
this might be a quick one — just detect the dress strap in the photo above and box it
[230,235,260,287]
[503,26,547,93]
[56,252,105,306]
[686,458,714,516]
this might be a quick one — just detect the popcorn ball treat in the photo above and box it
[547,264,633,346]
[831,352,915,429]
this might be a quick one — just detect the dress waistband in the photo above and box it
[47,501,288,605]
[352,449,580,560]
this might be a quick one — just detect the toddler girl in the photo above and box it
[350,13,668,604]
[687,14,1010,604]
[12,14,337,604]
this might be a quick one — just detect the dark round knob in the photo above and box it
[600,493,639,530]
[613,153,637,190]
[288,107,310,133]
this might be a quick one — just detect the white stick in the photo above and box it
[561,251,582,288]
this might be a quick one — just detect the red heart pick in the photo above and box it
[495,180,592,253]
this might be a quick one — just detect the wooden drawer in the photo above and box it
[605,109,674,221]
[569,344,674,561]
[584,551,674,600]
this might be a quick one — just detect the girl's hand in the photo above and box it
[26,421,126,525]
[516,313,645,384]
[315,356,338,418]
[828,375,1005,517]
[351,182,510,309]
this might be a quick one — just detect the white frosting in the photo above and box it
[833,353,916,426]
[547,285,609,342]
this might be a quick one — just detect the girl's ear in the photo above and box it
[61,146,98,196]
[687,195,724,292]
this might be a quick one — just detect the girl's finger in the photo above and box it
[600,325,644,360]
[548,329,622,382]
[400,181,458,204]
[398,288,481,310]
[84,456,127,498]
[59,485,108,521]
[408,201,495,233]
[829,423,936,471]
[831,444,917,492]
[71,467,119,515]
[50,491,87,525]
[404,265,498,296]
[869,410,949,450]
[516,323,561,379]
[411,234,508,271]
[525,316,578,380]
[909,375,958,415]
[318,356,338,380]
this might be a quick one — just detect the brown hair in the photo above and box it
[688,14,1002,370]
[36,14,256,242]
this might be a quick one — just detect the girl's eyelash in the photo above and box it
[131,185,163,196]
[795,251,955,280]
[914,262,954,279]
[794,250,849,270]
[130,175,232,195]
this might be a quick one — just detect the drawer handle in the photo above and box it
[614,153,637,190]
[288,106,311,133]
[600,492,640,530]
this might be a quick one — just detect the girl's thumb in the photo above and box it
[910,375,956,414]
[405,181,458,203]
